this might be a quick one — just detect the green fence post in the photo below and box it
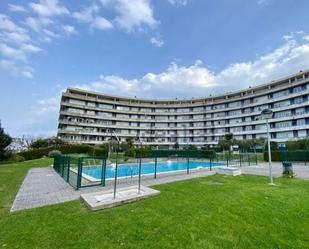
[66,156,70,183]
[238,153,240,167]
[209,157,212,171]
[255,153,258,165]
[154,157,157,179]
[187,157,189,174]
[101,158,107,186]
[138,156,142,193]
[247,152,250,166]
[76,158,82,190]
[226,152,229,167]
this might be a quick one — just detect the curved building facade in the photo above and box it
[58,70,309,147]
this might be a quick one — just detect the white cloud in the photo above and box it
[75,34,309,99]
[29,0,69,17]
[24,16,53,32]
[168,0,188,6]
[34,97,59,115]
[20,43,42,53]
[73,3,99,23]
[1,31,31,44]
[62,25,78,36]
[0,14,27,33]
[0,43,26,61]
[0,59,33,78]
[257,0,268,5]
[150,36,164,47]
[91,17,113,30]
[8,4,28,13]
[73,3,113,31]
[114,0,158,31]
[303,35,309,41]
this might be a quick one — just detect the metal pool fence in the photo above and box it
[215,152,258,167]
[53,150,258,190]
[53,155,107,189]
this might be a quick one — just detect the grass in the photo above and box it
[0,159,308,248]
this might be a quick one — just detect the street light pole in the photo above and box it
[261,109,274,185]
[138,135,142,194]
[266,119,273,185]
[112,130,120,198]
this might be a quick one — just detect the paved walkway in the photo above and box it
[11,163,309,212]
[240,162,309,179]
[11,167,216,212]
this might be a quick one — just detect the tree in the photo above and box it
[120,142,129,152]
[126,138,134,148]
[0,124,12,160]
[30,137,65,149]
[264,141,278,151]
[187,144,198,150]
[219,133,235,152]
[225,133,234,141]
[173,142,179,150]
[30,139,49,149]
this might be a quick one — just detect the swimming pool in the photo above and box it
[82,160,224,180]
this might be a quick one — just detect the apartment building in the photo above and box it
[57,70,309,148]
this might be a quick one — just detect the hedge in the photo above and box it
[88,146,108,157]
[263,151,281,162]
[18,146,53,161]
[18,144,108,161]
[263,150,309,162]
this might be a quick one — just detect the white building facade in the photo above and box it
[58,70,309,148]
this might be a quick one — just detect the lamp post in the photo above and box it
[112,130,120,198]
[182,124,187,149]
[261,109,274,185]
[135,135,143,194]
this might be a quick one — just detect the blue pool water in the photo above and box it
[82,160,224,180]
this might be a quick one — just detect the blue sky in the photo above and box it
[1,0,309,138]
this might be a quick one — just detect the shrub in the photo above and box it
[18,147,52,160]
[263,151,281,162]
[0,154,25,164]
[48,150,62,158]
[58,144,90,154]
[124,147,135,157]
[88,146,108,157]
[0,125,12,160]
[204,150,216,159]
[99,143,109,151]
[30,137,66,149]
[135,146,152,158]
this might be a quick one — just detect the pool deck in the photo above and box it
[11,162,309,212]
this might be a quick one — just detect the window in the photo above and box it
[229,110,241,116]
[213,104,225,110]
[228,101,241,108]
[215,112,225,118]
[293,86,303,93]
[298,130,307,137]
[275,121,292,128]
[243,99,251,106]
[273,90,289,99]
[274,110,291,118]
[253,95,268,103]
[294,96,304,104]
[99,103,113,109]
[277,131,294,139]
[295,108,306,116]
[229,118,242,124]
[194,107,204,112]
[69,99,85,105]
[296,119,306,126]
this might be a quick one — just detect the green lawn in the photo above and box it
[0,159,309,249]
